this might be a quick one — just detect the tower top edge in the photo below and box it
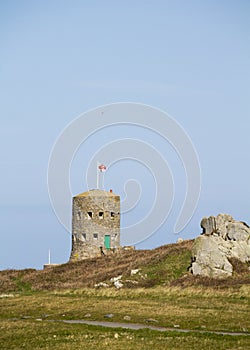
[74,189,120,198]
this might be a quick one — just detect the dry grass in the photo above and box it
[0,240,249,292]
[1,319,249,350]
[1,241,249,349]
[0,240,250,292]
[1,286,249,333]
[0,241,193,292]
[0,286,250,350]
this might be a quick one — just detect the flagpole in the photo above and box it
[97,161,99,189]
[97,163,106,189]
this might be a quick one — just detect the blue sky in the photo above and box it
[0,1,249,269]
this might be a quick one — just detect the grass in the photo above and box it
[1,240,249,292]
[0,241,194,292]
[0,319,249,350]
[0,288,249,350]
[1,286,249,332]
[0,240,249,349]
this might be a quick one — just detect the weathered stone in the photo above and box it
[43,264,61,270]
[124,279,139,285]
[114,280,124,289]
[69,189,120,261]
[200,216,216,235]
[190,214,250,278]
[191,235,233,277]
[123,246,135,251]
[201,214,234,238]
[145,318,158,323]
[110,275,122,283]
[124,315,131,321]
[0,294,15,298]
[227,222,250,241]
[230,241,250,262]
[94,282,109,288]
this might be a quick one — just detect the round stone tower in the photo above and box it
[69,189,120,261]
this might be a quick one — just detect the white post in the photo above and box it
[97,162,99,189]
[48,249,51,265]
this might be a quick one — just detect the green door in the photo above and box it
[104,235,111,249]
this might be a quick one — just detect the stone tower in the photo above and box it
[70,189,120,261]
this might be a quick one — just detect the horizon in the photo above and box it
[1,1,249,269]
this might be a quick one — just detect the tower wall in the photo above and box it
[70,190,120,261]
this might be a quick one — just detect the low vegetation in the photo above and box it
[0,240,249,349]
[1,240,249,292]
[1,319,250,350]
[1,286,249,349]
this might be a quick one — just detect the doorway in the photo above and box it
[104,235,111,250]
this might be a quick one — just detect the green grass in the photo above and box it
[0,241,249,349]
[13,276,33,293]
[0,286,249,350]
[0,319,249,350]
[141,249,191,286]
[0,241,194,292]
[1,240,249,292]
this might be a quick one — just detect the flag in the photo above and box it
[98,163,107,172]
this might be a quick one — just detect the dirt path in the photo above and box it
[60,319,250,337]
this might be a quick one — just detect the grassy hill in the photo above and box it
[0,240,249,293]
[1,240,250,350]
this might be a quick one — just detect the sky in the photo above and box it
[0,0,249,269]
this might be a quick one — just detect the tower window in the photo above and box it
[87,212,93,219]
[93,233,98,239]
[77,211,81,220]
[82,233,86,241]
[99,212,104,219]
[111,212,115,219]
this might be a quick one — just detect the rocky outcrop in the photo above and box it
[190,214,250,278]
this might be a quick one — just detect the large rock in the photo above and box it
[190,214,250,278]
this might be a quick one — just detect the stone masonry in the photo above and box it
[69,189,120,261]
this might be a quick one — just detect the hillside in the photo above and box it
[0,239,249,292]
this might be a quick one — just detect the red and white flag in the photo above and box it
[98,163,106,172]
